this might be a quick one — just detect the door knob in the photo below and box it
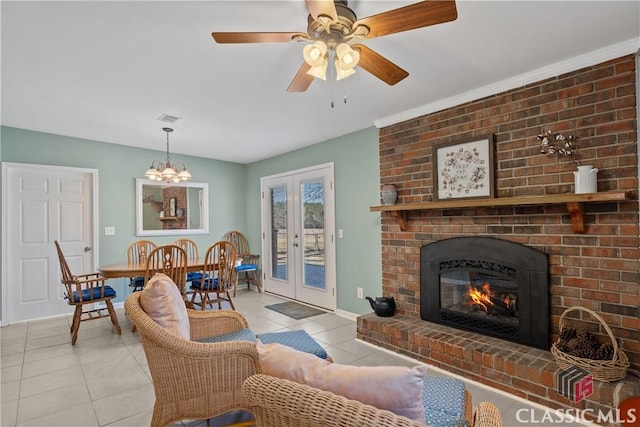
[84,247,91,252]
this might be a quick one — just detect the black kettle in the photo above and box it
[366,296,396,317]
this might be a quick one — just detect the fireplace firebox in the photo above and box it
[421,237,549,349]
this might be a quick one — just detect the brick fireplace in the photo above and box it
[421,236,550,349]
[357,54,639,419]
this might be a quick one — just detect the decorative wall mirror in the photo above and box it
[135,178,209,236]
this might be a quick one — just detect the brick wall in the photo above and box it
[376,54,639,369]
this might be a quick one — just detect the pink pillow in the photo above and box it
[139,273,190,340]
[257,341,426,422]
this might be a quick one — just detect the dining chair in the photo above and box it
[190,240,238,310]
[127,239,157,292]
[173,238,203,283]
[129,244,189,332]
[143,244,189,298]
[222,230,261,295]
[54,240,122,345]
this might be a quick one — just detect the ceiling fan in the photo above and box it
[211,0,457,92]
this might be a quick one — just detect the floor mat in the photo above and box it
[265,301,326,320]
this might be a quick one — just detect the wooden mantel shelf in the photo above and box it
[158,216,181,221]
[370,190,636,234]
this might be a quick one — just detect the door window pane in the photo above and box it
[301,181,325,289]
[270,186,288,280]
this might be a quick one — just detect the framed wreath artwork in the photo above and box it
[433,134,495,200]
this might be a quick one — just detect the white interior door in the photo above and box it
[261,163,336,311]
[2,163,97,324]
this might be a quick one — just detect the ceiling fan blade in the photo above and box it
[352,44,409,86]
[305,0,338,22]
[212,32,307,44]
[353,1,457,39]
[287,62,315,92]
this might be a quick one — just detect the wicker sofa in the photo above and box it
[244,374,502,427]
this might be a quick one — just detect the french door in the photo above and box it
[261,163,336,311]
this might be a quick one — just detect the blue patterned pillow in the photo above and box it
[257,330,328,359]
[423,376,467,427]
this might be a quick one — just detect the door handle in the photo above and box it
[84,247,91,252]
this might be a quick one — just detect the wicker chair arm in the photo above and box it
[243,374,425,427]
[188,309,250,341]
[244,374,501,427]
[473,402,502,427]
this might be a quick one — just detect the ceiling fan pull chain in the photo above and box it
[344,89,348,104]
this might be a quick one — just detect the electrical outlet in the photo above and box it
[357,287,364,299]
[104,226,115,236]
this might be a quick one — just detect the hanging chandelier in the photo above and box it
[144,127,191,183]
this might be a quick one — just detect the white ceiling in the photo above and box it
[2,1,639,164]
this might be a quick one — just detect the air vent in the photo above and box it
[157,114,182,123]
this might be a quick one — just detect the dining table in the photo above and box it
[98,258,207,279]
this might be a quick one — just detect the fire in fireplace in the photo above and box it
[421,237,549,349]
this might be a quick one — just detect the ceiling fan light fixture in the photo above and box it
[335,42,359,70]
[307,61,328,80]
[303,41,328,67]
[335,61,356,81]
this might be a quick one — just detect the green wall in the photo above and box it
[246,127,382,315]
[0,126,247,303]
[1,125,383,316]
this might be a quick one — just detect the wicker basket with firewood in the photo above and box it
[551,306,629,382]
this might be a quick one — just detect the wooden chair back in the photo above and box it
[127,240,157,265]
[55,240,76,290]
[190,240,238,310]
[173,238,199,260]
[222,230,252,258]
[222,230,261,294]
[54,240,108,303]
[144,245,188,296]
[210,240,237,292]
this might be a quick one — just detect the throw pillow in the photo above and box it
[139,273,190,340]
[257,341,427,422]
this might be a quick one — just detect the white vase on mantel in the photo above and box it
[574,165,598,194]
[381,184,398,205]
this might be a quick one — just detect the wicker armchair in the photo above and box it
[243,374,502,427]
[125,292,261,427]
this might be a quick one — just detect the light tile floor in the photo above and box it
[1,290,594,426]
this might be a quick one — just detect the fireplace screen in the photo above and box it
[421,237,549,349]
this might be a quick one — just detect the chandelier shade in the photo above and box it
[144,128,191,183]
